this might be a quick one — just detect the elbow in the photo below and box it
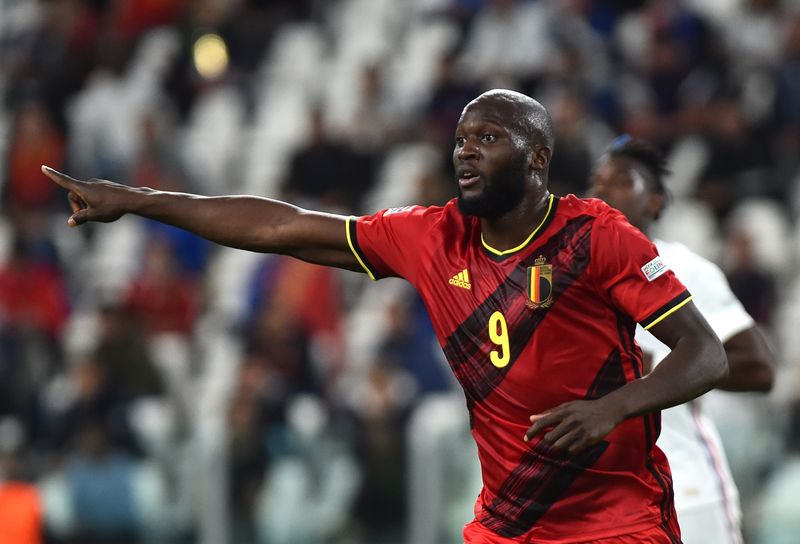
[714,356,729,387]
[710,341,729,388]
[750,362,775,392]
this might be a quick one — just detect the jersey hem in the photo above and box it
[641,290,692,330]
[472,517,665,543]
[346,216,379,280]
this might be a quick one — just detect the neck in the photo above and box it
[480,190,551,252]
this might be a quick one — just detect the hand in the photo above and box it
[524,398,624,455]
[41,166,133,227]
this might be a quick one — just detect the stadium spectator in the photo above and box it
[0,451,42,544]
[0,236,68,430]
[63,421,139,543]
[721,228,778,326]
[375,289,452,396]
[3,100,65,214]
[94,304,164,402]
[283,107,375,212]
[123,236,200,337]
[254,395,360,544]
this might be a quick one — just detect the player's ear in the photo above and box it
[649,192,665,220]
[530,145,551,173]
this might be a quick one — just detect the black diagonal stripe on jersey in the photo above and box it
[641,408,668,516]
[584,347,627,400]
[614,309,643,380]
[618,310,675,530]
[659,521,682,544]
[644,415,676,533]
[614,309,665,444]
[648,459,677,537]
[442,215,595,402]
[466,395,476,430]
[477,440,609,537]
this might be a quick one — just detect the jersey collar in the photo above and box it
[481,194,558,260]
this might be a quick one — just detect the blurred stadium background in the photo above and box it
[1,0,800,543]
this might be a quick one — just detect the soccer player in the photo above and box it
[43,89,728,543]
[589,136,774,544]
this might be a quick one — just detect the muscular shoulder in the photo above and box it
[360,199,473,251]
[388,198,472,233]
[558,194,629,225]
[374,200,455,223]
[560,195,645,246]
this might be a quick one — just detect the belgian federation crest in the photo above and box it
[526,256,553,310]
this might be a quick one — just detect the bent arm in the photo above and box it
[42,167,363,271]
[718,325,774,392]
[607,301,728,419]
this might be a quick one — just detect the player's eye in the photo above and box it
[455,136,466,147]
[481,134,497,143]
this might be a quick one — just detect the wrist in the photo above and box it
[129,185,158,215]
[598,387,636,424]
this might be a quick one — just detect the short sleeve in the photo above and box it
[346,205,434,282]
[590,211,691,329]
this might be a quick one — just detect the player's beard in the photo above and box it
[457,154,527,219]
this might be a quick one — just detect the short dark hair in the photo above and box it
[607,135,670,197]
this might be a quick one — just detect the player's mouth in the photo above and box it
[458,167,481,189]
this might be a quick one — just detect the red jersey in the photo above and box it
[348,194,691,543]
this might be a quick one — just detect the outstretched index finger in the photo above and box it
[41,165,81,190]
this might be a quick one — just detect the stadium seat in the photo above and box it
[752,455,800,544]
[407,393,479,544]
[89,215,147,302]
[651,197,722,262]
[180,86,245,194]
[726,198,793,277]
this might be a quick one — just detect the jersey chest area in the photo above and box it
[416,244,602,410]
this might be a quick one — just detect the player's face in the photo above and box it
[588,157,652,231]
[453,105,528,219]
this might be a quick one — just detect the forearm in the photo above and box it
[130,188,309,252]
[605,335,728,419]
[43,166,359,268]
[718,353,773,391]
[717,327,775,392]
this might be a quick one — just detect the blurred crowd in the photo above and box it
[2,0,800,543]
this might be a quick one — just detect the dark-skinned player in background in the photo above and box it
[590,136,773,544]
[43,90,727,544]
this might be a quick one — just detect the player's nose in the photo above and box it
[457,137,479,161]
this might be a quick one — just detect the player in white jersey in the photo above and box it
[590,136,774,544]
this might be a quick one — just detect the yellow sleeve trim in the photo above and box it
[482,194,555,256]
[643,295,694,330]
[346,216,377,281]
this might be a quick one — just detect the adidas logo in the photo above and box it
[448,269,471,290]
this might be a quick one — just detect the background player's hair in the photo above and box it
[607,135,670,198]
